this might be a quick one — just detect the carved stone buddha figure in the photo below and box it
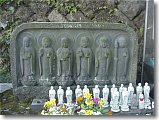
[113,35,129,85]
[39,37,54,80]
[95,36,111,83]
[57,37,73,86]
[20,36,35,86]
[76,36,92,83]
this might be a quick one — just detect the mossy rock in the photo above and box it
[0,89,37,115]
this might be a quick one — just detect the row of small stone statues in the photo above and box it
[20,34,129,86]
[49,82,152,112]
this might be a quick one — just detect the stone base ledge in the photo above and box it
[13,84,130,100]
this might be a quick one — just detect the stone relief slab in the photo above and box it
[10,22,138,99]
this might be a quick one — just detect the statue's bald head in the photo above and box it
[117,35,127,48]
[61,37,69,48]
[42,37,50,48]
[99,36,108,48]
[23,36,31,47]
[80,36,89,48]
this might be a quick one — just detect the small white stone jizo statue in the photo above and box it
[49,86,56,100]
[75,85,82,99]
[83,85,89,98]
[136,83,143,103]
[121,87,129,111]
[102,85,109,107]
[119,84,124,106]
[66,87,73,106]
[57,86,64,105]
[139,93,144,109]
[111,90,120,112]
[93,85,100,99]
[128,83,134,105]
[110,84,117,104]
[144,82,150,106]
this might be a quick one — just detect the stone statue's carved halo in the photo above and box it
[38,33,55,47]
[95,32,111,46]
[20,32,35,46]
[76,32,93,47]
[58,33,74,48]
[114,33,129,45]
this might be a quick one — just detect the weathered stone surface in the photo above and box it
[75,0,114,10]
[92,9,110,22]
[74,0,97,19]
[58,7,69,16]
[15,6,34,22]
[118,0,146,20]
[48,10,67,22]
[1,10,13,22]
[66,11,90,22]
[28,2,51,22]
[29,2,50,15]
[113,9,136,29]
[133,11,145,29]
[30,14,49,22]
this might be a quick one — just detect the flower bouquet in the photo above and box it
[41,99,75,115]
[41,92,111,115]
[75,92,109,115]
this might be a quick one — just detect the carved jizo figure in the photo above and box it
[95,36,111,82]
[113,35,129,84]
[76,36,92,81]
[39,37,54,80]
[20,36,35,86]
[57,37,73,86]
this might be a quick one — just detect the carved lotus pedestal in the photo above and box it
[116,80,129,86]
[22,80,37,86]
[21,75,36,86]
[56,76,74,87]
[112,77,129,86]
[38,77,56,86]
[94,80,110,86]
[75,79,93,86]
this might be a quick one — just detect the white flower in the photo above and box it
[77,109,86,115]
[49,107,55,112]
[41,110,45,115]
[80,109,86,113]
[93,111,101,115]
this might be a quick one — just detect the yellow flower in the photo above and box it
[85,110,93,115]
[50,99,56,106]
[99,98,104,106]
[44,99,56,109]
[85,99,93,106]
[44,101,51,108]
[84,92,92,100]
